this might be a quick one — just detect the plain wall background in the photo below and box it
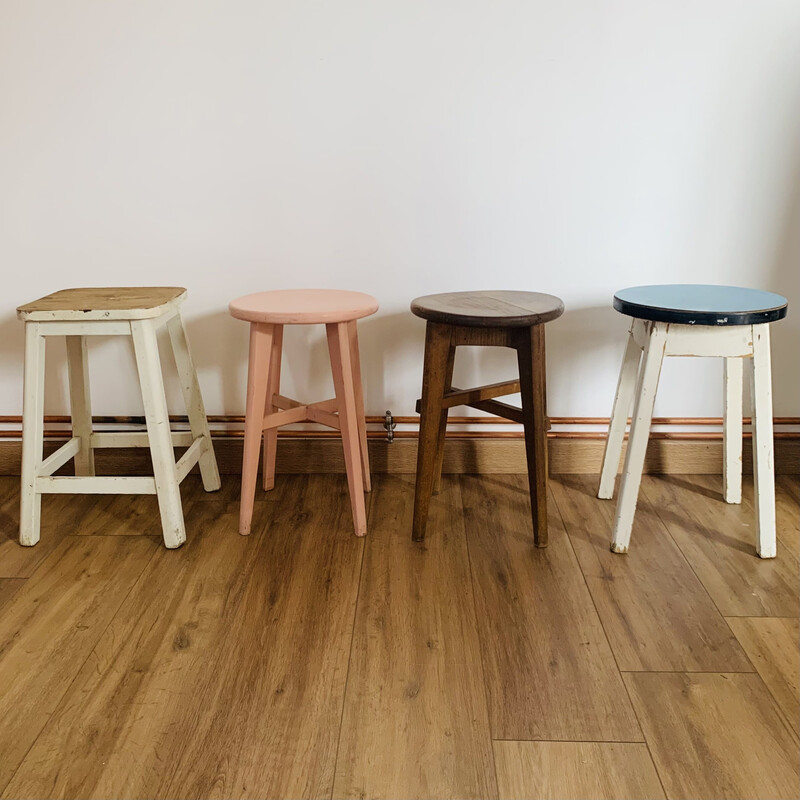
[1,0,798,424]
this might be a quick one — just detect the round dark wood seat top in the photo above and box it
[613,284,788,326]
[411,290,565,328]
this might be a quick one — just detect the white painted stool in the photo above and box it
[16,287,221,549]
[598,284,788,558]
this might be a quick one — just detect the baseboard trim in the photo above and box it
[1,436,797,477]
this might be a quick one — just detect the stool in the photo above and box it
[598,284,788,558]
[16,287,221,549]
[410,290,564,544]
[229,289,378,537]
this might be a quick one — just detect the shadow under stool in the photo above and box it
[229,288,378,537]
[410,290,564,544]
[16,287,221,549]
[598,283,788,558]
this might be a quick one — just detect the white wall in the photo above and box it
[1,0,798,425]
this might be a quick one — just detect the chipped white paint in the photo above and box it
[18,303,220,550]
[723,357,743,504]
[600,321,777,558]
[749,325,777,558]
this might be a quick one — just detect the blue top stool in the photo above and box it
[598,284,788,558]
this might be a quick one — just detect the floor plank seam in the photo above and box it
[459,476,502,799]
[328,484,370,800]
[549,480,668,799]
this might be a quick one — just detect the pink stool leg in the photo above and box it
[240,322,273,536]
[327,321,368,536]
[262,324,284,491]
[347,320,371,492]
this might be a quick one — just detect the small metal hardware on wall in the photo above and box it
[383,410,396,443]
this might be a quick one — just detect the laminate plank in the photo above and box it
[641,474,799,617]
[727,616,799,735]
[2,499,262,800]
[462,473,641,741]
[775,475,799,554]
[0,578,24,610]
[493,741,665,800]
[624,672,799,800]
[333,475,497,799]
[0,535,156,792]
[551,474,751,671]
[159,474,364,799]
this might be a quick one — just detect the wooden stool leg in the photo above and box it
[166,313,221,493]
[66,336,95,477]
[240,323,273,535]
[517,325,549,547]
[131,319,186,549]
[611,322,667,554]
[598,323,642,499]
[749,324,777,558]
[327,321,367,536]
[723,356,743,504]
[19,322,45,546]
[412,322,453,541]
[261,324,283,491]
[347,320,371,492]
[432,338,456,496]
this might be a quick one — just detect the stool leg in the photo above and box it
[166,314,221,493]
[347,320,371,492]
[517,325,549,547]
[66,336,95,477]
[261,325,284,491]
[20,322,45,546]
[598,324,642,499]
[611,322,667,554]
[327,321,367,536]
[131,319,186,549]
[240,323,273,535]
[749,324,777,558]
[723,356,743,504]
[412,322,453,541]
[432,338,456,496]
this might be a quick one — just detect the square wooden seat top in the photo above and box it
[17,287,187,321]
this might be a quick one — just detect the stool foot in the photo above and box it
[20,322,45,547]
[723,357,743,505]
[611,322,666,555]
[131,319,187,549]
[327,322,368,537]
[240,323,273,536]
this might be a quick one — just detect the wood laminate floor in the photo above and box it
[0,472,797,800]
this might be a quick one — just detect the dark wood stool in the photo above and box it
[410,291,564,544]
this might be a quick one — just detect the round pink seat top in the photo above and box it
[229,289,379,325]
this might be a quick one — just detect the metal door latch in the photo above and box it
[383,410,396,443]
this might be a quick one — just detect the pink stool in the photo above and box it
[229,289,379,537]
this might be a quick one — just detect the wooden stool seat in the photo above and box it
[231,289,378,537]
[410,290,564,545]
[17,287,187,321]
[16,286,220,549]
[229,289,379,325]
[411,290,564,328]
[599,283,788,558]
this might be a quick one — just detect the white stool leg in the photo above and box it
[66,336,95,477]
[748,324,776,558]
[131,319,186,549]
[722,357,743,504]
[19,322,45,546]
[598,322,642,499]
[611,322,667,554]
[166,313,221,493]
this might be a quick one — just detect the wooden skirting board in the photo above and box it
[0,435,797,476]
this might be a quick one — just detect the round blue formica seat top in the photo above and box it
[613,284,788,326]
